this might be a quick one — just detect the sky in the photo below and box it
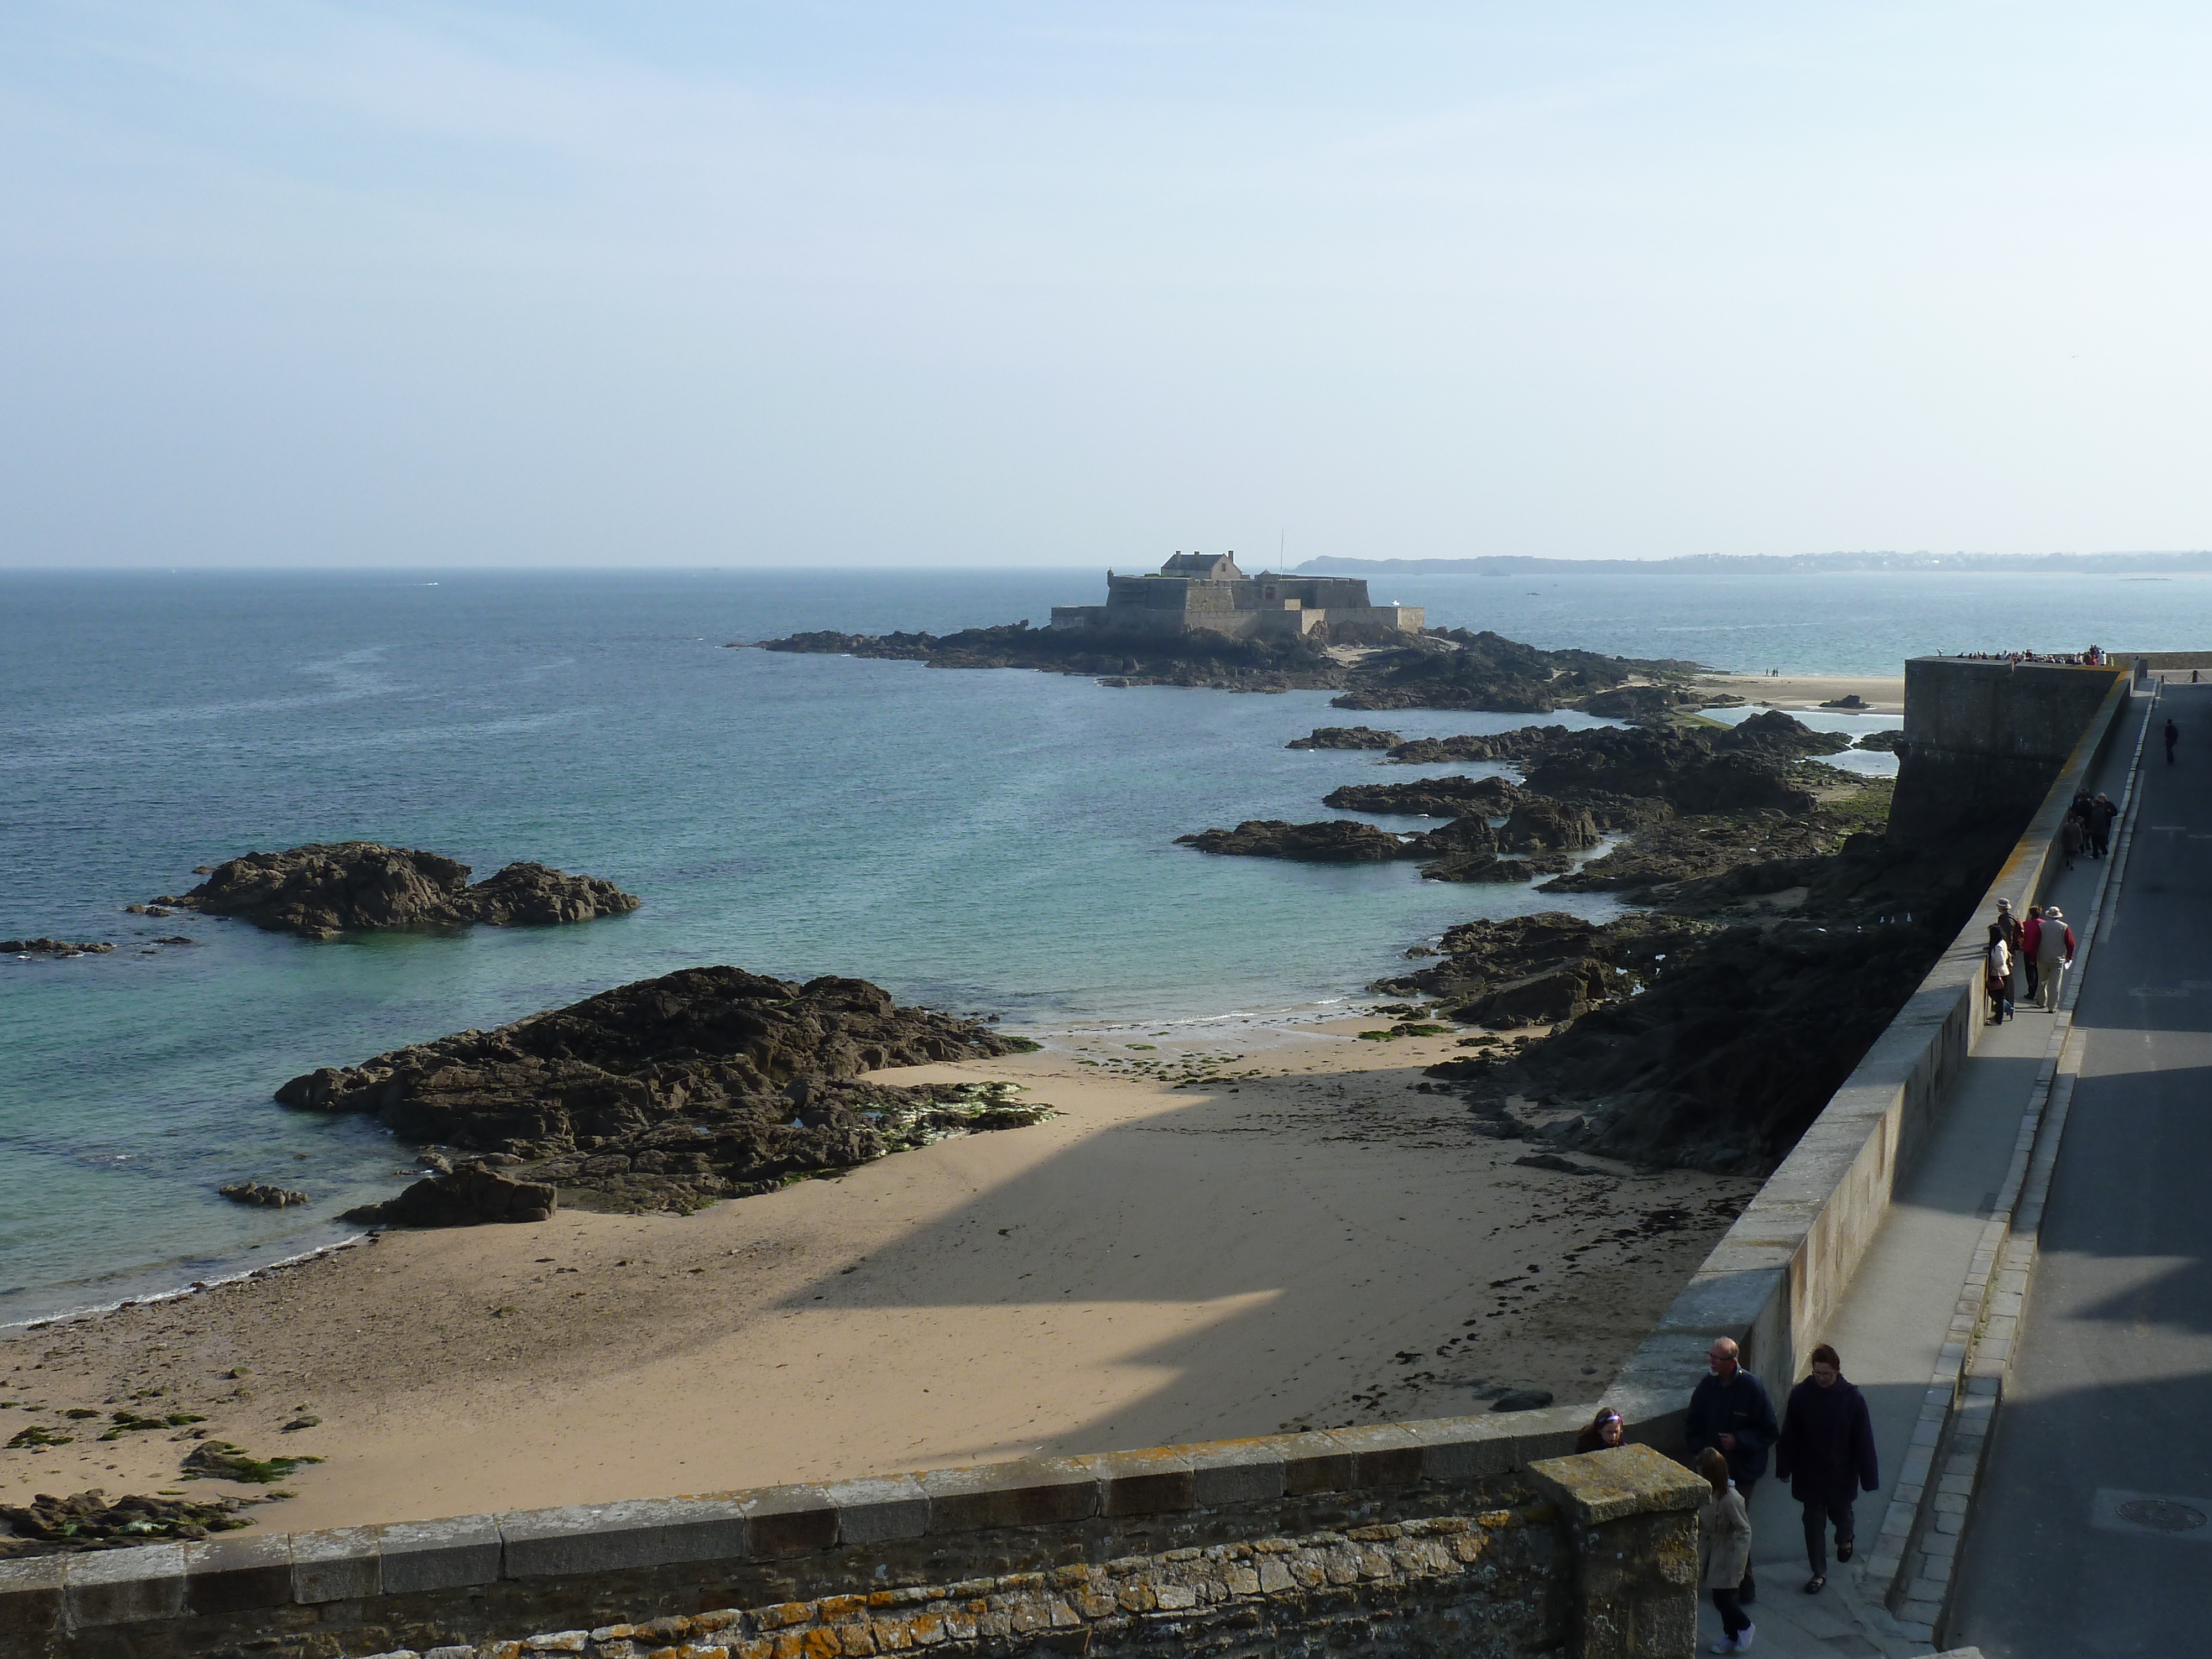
[6,2,2212,568]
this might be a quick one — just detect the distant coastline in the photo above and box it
[1294,550,2212,576]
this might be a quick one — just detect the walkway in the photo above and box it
[1692,694,2150,1658]
[1947,687,2211,1656]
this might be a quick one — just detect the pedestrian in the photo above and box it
[2033,904,2077,1010]
[1774,1343,1878,1595]
[2193,669,2200,684]
[1576,1407,1626,1453]
[1994,899,2023,1004]
[2060,813,2084,871]
[2166,718,2179,764]
[1984,923,2012,1023]
[1697,1448,1755,1652]
[1686,1336,1778,1604]
[2089,792,2117,859]
[2023,906,2044,1002]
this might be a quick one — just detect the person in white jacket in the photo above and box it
[1698,1447,1755,1651]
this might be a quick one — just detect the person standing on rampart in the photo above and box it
[1686,1336,1778,1605]
[2166,718,2179,764]
[2031,905,2077,1010]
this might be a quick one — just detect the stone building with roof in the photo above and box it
[1048,552,1425,641]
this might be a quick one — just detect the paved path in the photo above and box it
[1689,699,2148,1659]
[1947,686,2212,1657]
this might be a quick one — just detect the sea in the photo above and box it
[3,565,2205,1324]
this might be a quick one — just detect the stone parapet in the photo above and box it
[5,1415,1674,1659]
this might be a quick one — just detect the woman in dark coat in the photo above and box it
[1773,1343,1879,1593]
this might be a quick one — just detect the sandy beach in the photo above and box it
[1,1021,1747,1533]
[1699,672,1905,716]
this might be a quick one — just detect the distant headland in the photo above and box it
[1293,550,2212,576]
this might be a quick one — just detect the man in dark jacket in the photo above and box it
[1775,1343,1880,1593]
[1686,1336,1779,1601]
[2089,792,2119,859]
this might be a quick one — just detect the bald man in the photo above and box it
[1686,1336,1779,1603]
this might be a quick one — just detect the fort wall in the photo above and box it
[0,1437,1705,1659]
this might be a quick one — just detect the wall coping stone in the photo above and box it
[1528,1446,1709,1527]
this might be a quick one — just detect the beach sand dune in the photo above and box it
[1,1029,1747,1533]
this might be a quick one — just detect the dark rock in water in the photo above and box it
[0,1490,251,1557]
[1384,726,1574,766]
[1512,1153,1608,1177]
[1575,684,1697,721]
[1175,819,1416,862]
[282,967,1045,1216]
[161,843,640,939]
[1489,1388,1556,1412]
[1410,815,1499,855]
[1419,852,1571,885]
[1520,727,1817,815]
[123,904,175,917]
[345,1166,557,1227]
[1820,693,1868,708]
[1717,709,1852,759]
[1,938,114,957]
[217,1182,309,1209]
[1499,799,1601,852]
[1325,775,1524,818]
[1855,728,1908,753]
[153,936,199,946]
[1286,726,1401,750]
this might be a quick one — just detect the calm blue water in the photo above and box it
[2,565,2205,1322]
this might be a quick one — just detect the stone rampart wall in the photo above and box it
[0,1437,1708,1659]
[1604,668,2132,1433]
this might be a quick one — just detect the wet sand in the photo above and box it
[0,1022,1749,1533]
[1699,672,1905,716]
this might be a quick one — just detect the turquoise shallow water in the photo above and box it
[2,565,2205,1322]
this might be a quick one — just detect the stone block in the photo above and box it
[919,1459,1099,1532]
[1528,1444,1708,1525]
[1320,1423,1425,1488]
[1395,1415,1521,1483]
[382,1514,503,1594]
[1267,1433,1354,1496]
[181,1531,294,1614]
[0,1554,66,1646]
[67,1543,186,1626]
[825,1476,930,1544]
[740,1485,838,1557]
[1089,1449,1196,1517]
[504,1498,748,1577]
[293,1526,382,1603]
[1184,1439,1286,1507]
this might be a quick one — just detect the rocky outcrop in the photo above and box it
[1419,852,1571,885]
[1519,729,1818,815]
[276,967,1045,1217]
[343,1166,556,1227]
[1,939,114,957]
[0,1491,249,1558]
[1324,776,1524,818]
[1717,709,1853,759]
[1175,820,1418,862]
[1384,727,1573,765]
[1286,726,1401,749]
[1499,800,1601,852]
[755,621,1701,711]
[1855,729,1908,753]
[217,1182,309,1208]
[159,844,640,938]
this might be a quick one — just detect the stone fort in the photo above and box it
[1049,552,1425,640]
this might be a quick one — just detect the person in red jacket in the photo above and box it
[2028,905,2077,1010]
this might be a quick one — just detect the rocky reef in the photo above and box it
[156,843,640,939]
[753,620,1711,713]
[0,1491,251,1559]
[217,1181,309,1209]
[278,967,1048,1218]
[1286,726,1402,749]
[1,938,114,958]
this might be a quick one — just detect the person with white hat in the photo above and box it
[2028,905,2077,1010]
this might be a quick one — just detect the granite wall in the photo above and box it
[0,1441,1706,1659]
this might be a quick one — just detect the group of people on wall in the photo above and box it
[1575,1334,1878,1654]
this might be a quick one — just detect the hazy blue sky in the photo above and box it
[7,3,2211,568]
